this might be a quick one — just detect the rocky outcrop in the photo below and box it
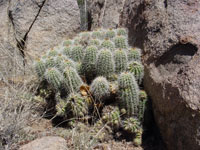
[121,0,200,150]
[19,136,67,150]
[87,0,126,29]
[0,0,80,75]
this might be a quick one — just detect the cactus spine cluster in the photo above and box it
[34,27,146,146]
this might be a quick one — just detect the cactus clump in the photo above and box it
[114,49,128,74]
[96,49,115,77]
[127,47,141,62]
[45,67,63,90]
[118,72,139,116]
[127,61,144,84]
[114,36,128,49]
[34,27,147,146]
[90,77,110,101]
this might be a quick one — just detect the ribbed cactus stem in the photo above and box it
[96,49,115,77]
[34,58,46,78]
[88,39,101,47]
[44,67,63,90]
[105,29,116,39]
[91,31,103,39]
[116,28,127,36]
[118,72,139,116]
[114,36,128,49]
[127,47,141,62]
[45,56,56,68]
[47,48,58,57]
[127,61,144,84]
[90,76,110,101]
[71,45,84,62]
[81,45,97,77]
[138,90,147,121]
[62,46,71,57]
[63,67,83,93]
[63,39,73,46]
[100,39,114,51]
[114,49,128,74]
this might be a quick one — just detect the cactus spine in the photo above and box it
[127,47,141,62]
[34,58,46,78]
[100,39,114,51]
[71,45,84,62]
[96,49,115,77]
[114,49,128,74]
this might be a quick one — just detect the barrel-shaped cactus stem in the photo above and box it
[138,90,147,121]
[117,28,127,36]
[88,39,101,47]
[127,61,144,84]
[91,31,103,39]
[114,49,128,74]
[45,56,57,68]
[81,45,97,78]
[44,67,63,90]
[63,39,73,46]
[62,46,71,57]
[127,47,141,62]
[105,29,116,39]
[34,58,46,78]
[63,67,83,93]
[100,39,115,51]
[123,117,141,134]
[47,48,58,57]
[114,36,128,49]
[96,49,115,77]
[118,72,139,116]
[71,45,84,62]
[90,76,110,101]
[59,58,76,72]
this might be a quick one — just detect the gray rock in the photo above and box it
[0,0,80,76]
[122,0,200,150]
[19,136,67,150]
[88,0,126,29]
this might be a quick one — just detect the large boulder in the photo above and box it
[122,0,200,149]
[0,0,80,76]
[19,136,67,150]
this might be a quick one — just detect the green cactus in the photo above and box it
[88,39,101,47]
[73,37,81,45]
[123,117,141,133]
[34,58,46,78]
[63,39,73,46]
[118,72,139,116]
[114,49,128,74]
[91,31,103,39]
[133,129,143,146]
[71,45,84,62]
[127,47,141,62]
[58,58,76,72]
[100,39,115,51]
[96,49,115,77]
[127,61,144,84]
[45,56,56,68]
[44,67,63,90]
[81,46,97,77]
[114,36,128,49]
[55,93,68,116]
[80,31,91,40]
[102,106,121,128]
[90,77,110,101]
[47,48,58,57]
[116,28,127,36]
[63,67,83,93]
[138,90,147,121]
[105,29,116,39]
[66,93,88,118]
[62,46,71,57]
